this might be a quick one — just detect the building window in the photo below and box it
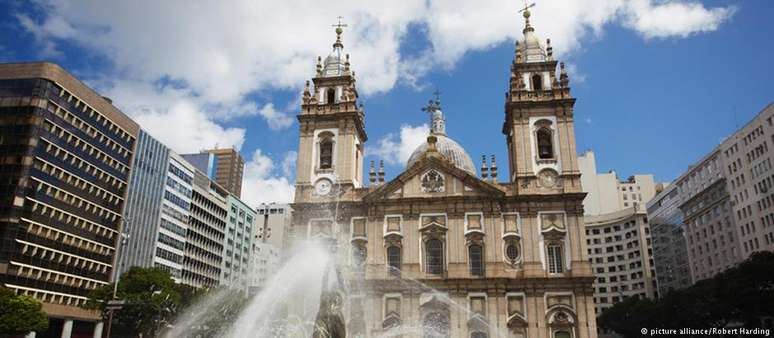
[537,128,554,159]
[327,88,336,104]
[505,239,521,264]
[318,132,334,169]
[547,243,564,273]
[426,239,444,275]
[532,74,543,91]
[554,331,571,338]
[387,245,401,276]
[469,244,484,276]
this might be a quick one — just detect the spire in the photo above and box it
[519,1,536,34]
[516,1,547,63]
[332,16,347,49]
[421,90,446,135]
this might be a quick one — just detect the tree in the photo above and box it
[0,288,48,337]
[598,251,774,337]
[84,267,183,338]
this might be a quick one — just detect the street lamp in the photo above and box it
[106,217,131,338]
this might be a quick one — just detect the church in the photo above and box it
[289,7,598,338]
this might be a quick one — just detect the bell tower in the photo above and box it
[502,5,581,195]
[295,19,367,201]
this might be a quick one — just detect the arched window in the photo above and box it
[469,244,484,276]
[532,74,543,91]
[554,331,571,338]
[425,239,444,275]
[423,312,449,338]
[327,88,336,104]
[387,245,401,276]
[547,243,564,273]
[319,133,334,169]
[537,128,554,159]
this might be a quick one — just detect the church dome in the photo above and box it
[406,98,476,175]
[406,134,476,175]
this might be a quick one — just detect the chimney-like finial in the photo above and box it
[560,62,570,88]
[369,160,376,185]
[490,154,498,183]
[546,38,553,60]
[302,80,311,103]
[316,56,323,76]
[378,160,385,184]
[481,155,489,180]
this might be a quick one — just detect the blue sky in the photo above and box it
[1,0,771,205]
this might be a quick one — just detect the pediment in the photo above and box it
[363,156,504,202]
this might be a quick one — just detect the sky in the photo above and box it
[1,0,772,207]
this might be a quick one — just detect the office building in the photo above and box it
[183,148,244,198]
[646,183,694,294]
[221,195,256,292]
[0,62,138,337]
[117,130,169,278]
[579,151,660,315]
[579,150,661,216]
[183,171,228,288]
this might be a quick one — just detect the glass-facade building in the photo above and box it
[0,62,138,335]
[647,180,694,294]
[117,130,169,278]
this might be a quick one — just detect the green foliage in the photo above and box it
[598,251,774,337]
[0,287,49,336]
[84,266,186,338]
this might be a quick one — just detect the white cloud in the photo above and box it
[258,103,294,130]
[241,149,296,206]
[370,124,430,165]
[16,0,735,152]
[623,0,736,39]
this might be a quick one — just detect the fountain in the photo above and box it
[167,174,503,338]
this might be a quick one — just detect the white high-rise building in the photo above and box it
[579,150,664,316]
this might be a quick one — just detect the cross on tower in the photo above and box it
[332,16,348,31]
[519,1,535,14]
[432,89,442,106]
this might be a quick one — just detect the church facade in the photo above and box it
[289,10,598,338]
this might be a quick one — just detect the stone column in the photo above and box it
[61,319,73,338]
[93,322,104,338]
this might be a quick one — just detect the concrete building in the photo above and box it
[584,209,656,315]
[155,153,195,281]
[183,148,245,198]
[249,203,291,292]
[578,151,660,317]
[183,171,228,288]
[255,203,291,249]
[249,241,280,292]
[221,195,256,292]
[288,13,598,337]
[720,103,774,259]
[578,150,661,216]
[0,62,139,337]
[118,130,169,278]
